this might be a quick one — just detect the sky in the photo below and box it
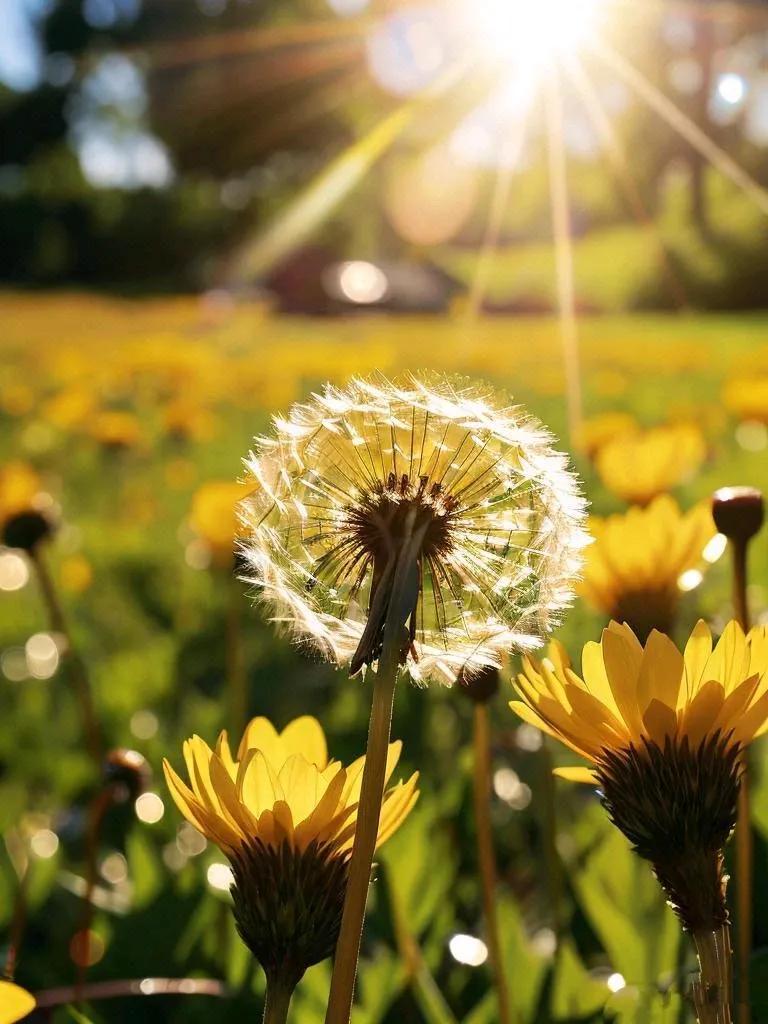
[0,0,46,91]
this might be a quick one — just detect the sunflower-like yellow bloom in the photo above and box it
[575,411,636,460]
[0,981,35,1024]
[189,480,252,566]
[89,410,142,450]
[0,461,41,526]
[595,423,706,506]
[579,497,719,640]
[241,376,588,684]
[511,620,768,934]
[164,715,417,982]
[722,376,768,424]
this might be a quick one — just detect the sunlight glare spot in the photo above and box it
[736,420,768,452]
[207,862,234,891]
[702,533,727,564]
[717,73,746,107]
[0,551,30,591]
[449,933,488,966]
[366,9,447,96]
[470,0,605,68]
[135,792,165,824]
[607,972,627,993]
[678,568,704,593]
[334,261,389,303]
[327,0,369,15]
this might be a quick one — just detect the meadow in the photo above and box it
[3,290,768,1023]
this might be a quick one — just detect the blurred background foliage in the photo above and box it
[1,0,768,303]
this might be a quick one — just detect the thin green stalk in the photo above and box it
[539,742,564,945]
[30,548,102,766]
[263,973,296,1024]
[472,703,515,1024]
[325,509,424,1024]
[387,868,458,1024]
[731,536,751,1024]
[226,571,247,735]
[692,926,733,1024]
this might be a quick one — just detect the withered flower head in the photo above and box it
[511,620,768,933]
[240,376,588,685]
[163,716,417,986]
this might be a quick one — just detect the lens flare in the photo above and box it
[468,0,605,68]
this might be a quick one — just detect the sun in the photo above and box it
[469,0,606,68]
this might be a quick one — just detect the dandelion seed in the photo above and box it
[240,376,588,685]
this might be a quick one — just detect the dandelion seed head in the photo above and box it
[240,376,588,684]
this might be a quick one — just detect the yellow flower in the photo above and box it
[579,497,719,640]
[722,376,768,423]
[511,620,768,933]
[595,423,706,506]
[189,481,252,565]
[163,399,217,443]
[164,715,418,980]
[0,461,42,525]
[89,410,142,450]
[575,411,636,460]
[0,981,36,1024]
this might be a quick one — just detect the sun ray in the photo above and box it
[563,54,689,310]
[466,106,533,319]
[145,17,376,71]
[231,56,474,282]
[593,39,768,219]
[544,68,583,447]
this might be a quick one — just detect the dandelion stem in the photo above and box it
[472,703,515,1024]
[692,926,733,1024]
[29,547,102,766]
[325,508,424,1024]
[263,973,296,1024]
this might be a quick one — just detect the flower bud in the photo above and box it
[712,487,764,544]
[103,749,150,803]
[456,665,500,704]
[2,510,55,552]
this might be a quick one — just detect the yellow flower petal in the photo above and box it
[0,981,36,1024]
[637,630,683,717]
[237,717,283,765]
[280,716,328,769]
[601,623,644,740]
[553,766,599,784]
[238,749,284,817]
[681,680,726,747]
[682,619,713,703]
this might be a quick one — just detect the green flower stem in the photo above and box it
[731,535,752,1024]
[226,570,247,735]
[386,867,458,1024]
[692,926,733,1024]
[30,547,102,766]
[325,508,425,1024]
[263,973,297,1024]
[472,702,515,1024]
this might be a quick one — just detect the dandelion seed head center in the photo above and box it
[346,470,461,565]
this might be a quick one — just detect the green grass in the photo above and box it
[3,297,768,1022]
